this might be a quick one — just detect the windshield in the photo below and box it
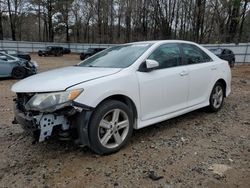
[6,50,17,54]
[0,52,16,61]
[87,48,95,53]
[78,44,152,68]
[209,48,222,55]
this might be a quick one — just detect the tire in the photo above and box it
[230,60,235,68]
[208,82,225,112]
[55,51,63,57]
[88,100,133,155]
[12,66,27,79]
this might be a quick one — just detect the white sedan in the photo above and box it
[12,40,231,154]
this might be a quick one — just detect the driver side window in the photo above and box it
[148,43,181,69]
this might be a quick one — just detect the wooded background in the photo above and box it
[0,0,249,44]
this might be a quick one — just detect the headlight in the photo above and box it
[25,89,83,112]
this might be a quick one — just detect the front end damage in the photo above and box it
[13,93,93,146]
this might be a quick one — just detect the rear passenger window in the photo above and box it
[182,44,212,64]
[148,43,181,69]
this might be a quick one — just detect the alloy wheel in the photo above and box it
[98,109,129,149]
[211,85,223,109]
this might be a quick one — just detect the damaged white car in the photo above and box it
[12,40,231,154]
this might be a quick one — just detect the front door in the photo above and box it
[136,43,189,121]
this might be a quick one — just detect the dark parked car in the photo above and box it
[80,48,106,60]
[0,49,31,61]
[209,48,235,67]
[63,47,71,54]
[38,46,64,57]
[0,52,37,79]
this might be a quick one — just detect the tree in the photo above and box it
[1,0,249,43]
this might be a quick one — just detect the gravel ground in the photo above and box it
[0,54,249,188]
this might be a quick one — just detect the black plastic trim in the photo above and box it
[72,101,94,111]
[75,110,93,147]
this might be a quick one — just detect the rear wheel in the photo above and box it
[88,100,133,155]
[12,66,26,79]
[208,82,224,112]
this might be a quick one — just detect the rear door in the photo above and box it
[181,43,216,106]
[136,43,189,121]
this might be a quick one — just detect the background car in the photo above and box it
[63,47,71,54]
[38,46,64,57]
[209,48,235,67]
[0,52,37,79]
[80,47,106,60]
[0,49,31,61]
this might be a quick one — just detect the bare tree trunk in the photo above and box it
[47,0,53,42]
[109,0,114,43]
[125,0,132,42]
[97,0,102,43]
[194,0,202,42]
[238,0,248,42]
[174,0,180,38]
[199,0,206,43]
[76,18,80,43]
[38,2,41,41]
[117,2,122,41]
[65,1,70,42]
[7,0,16,40]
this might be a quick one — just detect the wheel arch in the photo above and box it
[95,94,138,129]
[215,78,227,97]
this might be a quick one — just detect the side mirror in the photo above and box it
[138,59,159,72]
[146,59,159,69]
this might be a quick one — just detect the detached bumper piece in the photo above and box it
[14,105,70,142]
[13,93,94,146]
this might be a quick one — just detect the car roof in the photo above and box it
[126,40,201,46]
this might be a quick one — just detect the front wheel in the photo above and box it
[12,66,27,79]
[88,100,133,155]
[208,82,224,112]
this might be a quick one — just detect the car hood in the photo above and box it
[12,66,121,93]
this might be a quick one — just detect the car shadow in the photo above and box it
[27,107,210,157]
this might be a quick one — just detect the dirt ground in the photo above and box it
[0,54,249,188]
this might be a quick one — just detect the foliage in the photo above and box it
[0,0,249,43]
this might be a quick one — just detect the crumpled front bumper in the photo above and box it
[13,103,70,142]
[13,101,94,146]
[25,66,37,76]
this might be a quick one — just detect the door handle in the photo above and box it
[211,66,217,70]
[179,71,189,76]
